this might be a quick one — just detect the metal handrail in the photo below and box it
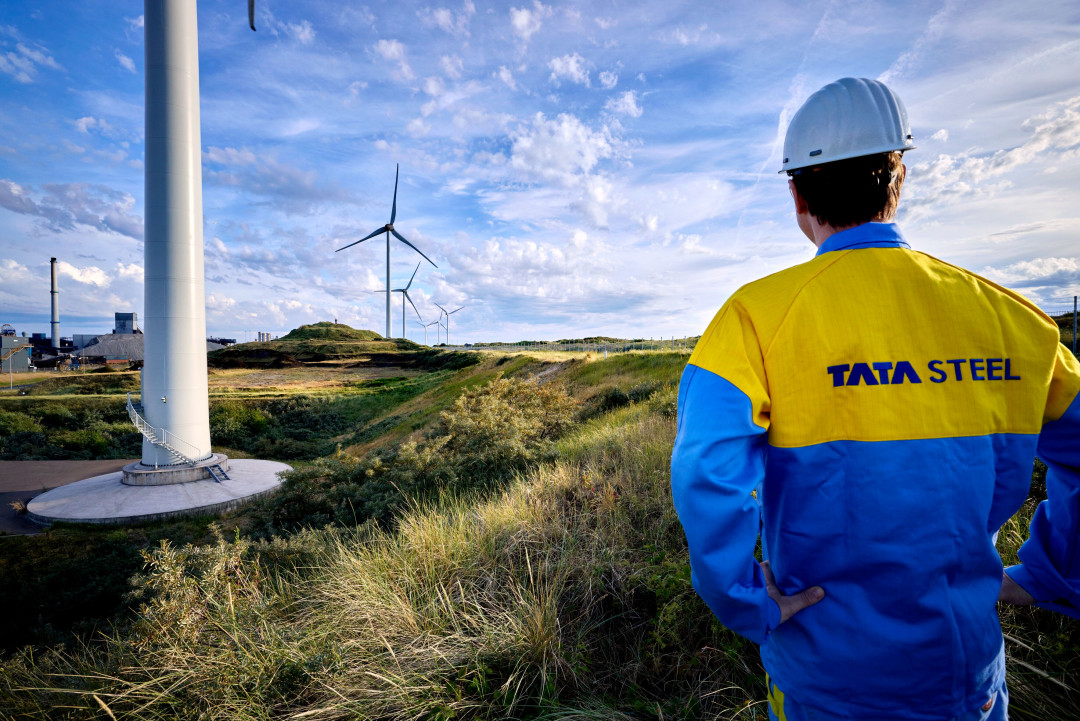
[126,392,206,467]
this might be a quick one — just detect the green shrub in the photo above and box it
[209,401,269,448]
[52,428,111,457]
[0,409,42,436]
[437,376,576,486]
[252,377,576,536]
[34,403,77,429]
[0,430,51,459]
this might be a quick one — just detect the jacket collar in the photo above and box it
[815,222,910,257]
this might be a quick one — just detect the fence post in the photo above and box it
[1074,295,1078,355]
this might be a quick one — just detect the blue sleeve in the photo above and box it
[670,364,782,644]
[1007,391,1080,618]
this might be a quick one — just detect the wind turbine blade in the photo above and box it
[391,163,399,224]
[434,302,447,315]
[449,306,465,315]
[336,227,384,252]
[403,291,423,321]
[248,0,256,30]
[405,261,421,290]
[390,229,437,268]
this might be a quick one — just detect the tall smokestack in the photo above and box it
[50,257,59,351]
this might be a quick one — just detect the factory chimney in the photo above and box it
[50,257,59,351]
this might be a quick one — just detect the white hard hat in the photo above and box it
[780,77,915,174]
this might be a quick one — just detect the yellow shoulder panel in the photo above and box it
[692,248,1064,448]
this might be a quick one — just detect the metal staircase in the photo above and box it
[206,464,230,483]
[127,393,212,470]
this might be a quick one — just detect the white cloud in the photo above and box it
[930,129,948,142]
[548,53,590,87]
[422,76,445,97]
[978,257,1080,303]
[406,118,431,137]
[203,146,356,213]
[0,179,143,239]
[510,1,551,43]
[280,118,320,136]
[595,17,616,30]
[605,90,642,118]
[206,293,237,314]
[659,24,722,47]
[496,65,517,90]
[599,70,618,89]
[0,259,29,277]
[572,175,621,228]
[285,20,316,44]
[70,116,128,141]
[878,1,954,85]
[510,112,621,186]
[58,260,110,287]
[375,39,414,81]
[418,1,476,36]
[116,262,143,280]
[907,95,1080,214]
[114,49,135,73]
[0,41,61,83]
[440,54,464,79]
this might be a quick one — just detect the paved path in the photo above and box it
[0,460,136,535]
[26,460,290,526]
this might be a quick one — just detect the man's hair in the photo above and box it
[790,151,904,228]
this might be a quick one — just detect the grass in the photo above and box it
[0,344,1076,719]
[2,392,761,720]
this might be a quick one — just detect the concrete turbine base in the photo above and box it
[26,459,291,526]
[122,453,230,486]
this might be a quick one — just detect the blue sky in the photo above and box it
[1,0,1079,344]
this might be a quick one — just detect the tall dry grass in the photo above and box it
[2,384,1076,719]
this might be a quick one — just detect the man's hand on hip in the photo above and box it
[998,571,1036,606]
[761,560,825,624]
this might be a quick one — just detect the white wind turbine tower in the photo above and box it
[414,319,438,345]
[27,0,292,526]
[371,261,423,339]
[435,303,465,346]
[425,319,441,345]
[336,164,436,338]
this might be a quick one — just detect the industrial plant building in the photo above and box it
[73,312,143,351]
[1,333,32,374]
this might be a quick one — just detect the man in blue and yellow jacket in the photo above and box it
[671,77,1080,721]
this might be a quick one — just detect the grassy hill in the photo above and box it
[207,323,413,367]
[1,332,1077,720]
[278,321,383,342]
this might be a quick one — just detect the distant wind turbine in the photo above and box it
[371,262,424,339]
[336,164,437,338]
[421,319,438,345]
[415,319,438,345]
[435,303,465,346]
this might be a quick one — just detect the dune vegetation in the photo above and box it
[0,327,1077,719]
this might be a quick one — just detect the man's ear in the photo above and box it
[789,179,810,214]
